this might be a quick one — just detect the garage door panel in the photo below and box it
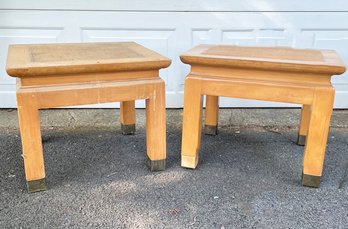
[0,28,63,83]
[0,10,347,108]
[0,27,64,107]
[1,0,348,12]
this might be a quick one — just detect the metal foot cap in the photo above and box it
[181,155,198,169]
[204,125,218,135]
[301,173,321,188]
[27,178,47,193]
[147,156,166,171]
[121,124,135,135]
[297,135,306,146]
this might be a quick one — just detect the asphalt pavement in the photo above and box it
[0,109,347,228]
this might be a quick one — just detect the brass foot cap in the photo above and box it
[121,124,135,135]
[301,173,321,188]
[147,156,166,171]
[297,135,306,146]
[204,125,218,135]
[181,155,198,169]
[27,178,47,193]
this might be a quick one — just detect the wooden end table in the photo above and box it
[180,45,346,188]
[6,42,171,192]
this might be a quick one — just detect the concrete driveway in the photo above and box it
[0,109,347,228]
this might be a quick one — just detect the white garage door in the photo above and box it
[1,0,348,108]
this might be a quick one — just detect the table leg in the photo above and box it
[17,93,47,193]
[297,105,311,146]
[181,77,203,169]
[204,95,219,135]
[302,87,334,188]
[120,100,136,135]
[145,82,166,171]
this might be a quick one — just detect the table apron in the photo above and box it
[187,75,334,105]
[16,78,164,109]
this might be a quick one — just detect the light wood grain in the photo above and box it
[181,45,346,75]
[204,95,219,133]
[181,44,346,187]
[303,87,335,177]
[20,70,158,87]
[16,93,44,181]
[120,100,136,127]
[6,42,171,77]
[196,75,317,105]
[298,105,311,145]
[146,81,166,162]
[190,66,332,85]
[7,42,171,190]
[17,78,164,108]
[181,76,203,168]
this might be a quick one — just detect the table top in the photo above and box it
[180,45,346,75]
[6,42,171,77]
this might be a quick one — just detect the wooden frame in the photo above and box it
[181,45,346,188]
[7,42,171,192]
[16,78,167,192]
